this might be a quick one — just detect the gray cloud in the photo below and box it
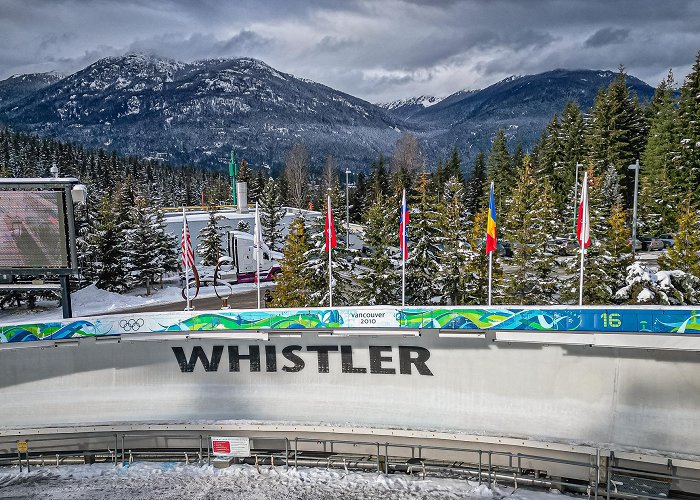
[585,27,630,48]
[0,0,698,101]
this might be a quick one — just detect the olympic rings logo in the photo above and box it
[119,318,145,332]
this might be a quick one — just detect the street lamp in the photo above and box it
[345,168,351,248]
[572,162,583,234]
[628,159,641,258]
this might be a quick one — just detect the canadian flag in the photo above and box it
[576,171,591,249]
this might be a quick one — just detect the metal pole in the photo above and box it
[328,193,333,308]
[183,207,191,311]
[345,169,350,248]
[629,160,640,258]
[60,274,72,319]
[579,238,585,306]
[255,202,261,309]
[487,252,493,306]
[573,163,581,234]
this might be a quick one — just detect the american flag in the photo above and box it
[181,213,195,269]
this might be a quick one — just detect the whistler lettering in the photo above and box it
[172,345,433,376]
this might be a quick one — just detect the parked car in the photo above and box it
[638,236,665,251]
[550,236,580,256]
[656,234,676,248]
[627,238,643,251]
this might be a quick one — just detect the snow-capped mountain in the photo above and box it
[0,54,403,170]
[376,95,445,120]
[0,57,655,171]
[0,72,64,107]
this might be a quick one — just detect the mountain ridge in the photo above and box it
[0,55,655,172]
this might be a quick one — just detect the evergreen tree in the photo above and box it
[438,175,472,304]
[236,220,250,232]
[369,154,389,203]
[677,50,700,205]
[486,129,513,217]
[463,209,503,304]
[93,194,125,292]
[615,262,700,305]
[197,206,225,266]
[124,197,162,292]
[585,67,647,207]
[405,171,444,304]
[259,177,285,250]
[658,200,700,278]
[504,158,559,304]
[639,71,679,234]
[349,172,367,223]
[464,151,487,216]
[305,200,354,306]
[357,195,400,305]
[272,217,312,307]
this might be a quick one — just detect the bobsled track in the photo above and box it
[2,305,700,497]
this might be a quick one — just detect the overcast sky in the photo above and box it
[2,0,700,102]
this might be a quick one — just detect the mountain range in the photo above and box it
[0,54,655,173]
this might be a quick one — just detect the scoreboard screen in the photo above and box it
[0,190,70,268]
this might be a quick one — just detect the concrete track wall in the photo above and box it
[1,333,699,457]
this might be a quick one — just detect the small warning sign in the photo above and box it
[16,441,28,453]
[211,437,250,457]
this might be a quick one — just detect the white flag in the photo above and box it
[253,202,263,260]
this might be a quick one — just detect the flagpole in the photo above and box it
[183,206,191,311]
[401,189,406,308]
[488,252,493,306]
[328,194,333,308]
[579,239,585,306]
[256,202,261,309]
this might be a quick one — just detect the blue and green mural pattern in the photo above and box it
[0,307,698,344]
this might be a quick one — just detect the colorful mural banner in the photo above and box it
[1,307,699,344]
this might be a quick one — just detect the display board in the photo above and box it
[1,306,699,344]
[0,190,69,269]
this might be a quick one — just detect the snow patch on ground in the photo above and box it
[0,281,273,325]
[0,463,572,499]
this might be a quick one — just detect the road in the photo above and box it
[106,289,268,314]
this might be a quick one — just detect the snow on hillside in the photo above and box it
[0,462,574,500]
[377,95,445,110]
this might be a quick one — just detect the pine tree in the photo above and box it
[585,67,647,207]
[615,262,700,305]
[463,209,503,304]
[504,158,559,304]
[677,50,700,205]
[405,171,444,304]
[259,177,285,250]
[438,175,472,304]
[305,200,354,306]
[124,197,162,292]
[197,205,225,266]
[357,195,400,305]
[271,217,312,307]
[349,172,367,223]
[464,151,486,216]
[486,129,514,220]
[658,200,700,278]
[93,194,125,292]
[639,71,679,235]
[236,220,250,232]
[369,154,389,203]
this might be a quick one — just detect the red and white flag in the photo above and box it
[576,171,591,249]
[181,213,195,269]
[324,195,337,252]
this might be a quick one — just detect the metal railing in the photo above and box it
[4,431,700,498]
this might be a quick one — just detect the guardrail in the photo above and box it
[1,305,699,345]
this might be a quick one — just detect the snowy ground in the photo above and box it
[0,463,574,500]
[0,281,273,325]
